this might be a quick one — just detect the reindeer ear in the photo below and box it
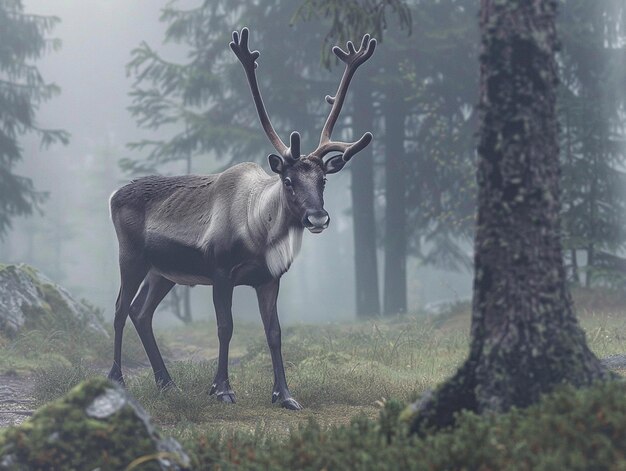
[324,154,347,174]
[268,153,285,174]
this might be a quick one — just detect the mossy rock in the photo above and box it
[0,377,190,470]
[0,264,106,339]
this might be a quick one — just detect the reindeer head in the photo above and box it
[230,28,376,233]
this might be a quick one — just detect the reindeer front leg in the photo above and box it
[209,277,236,403]
[256,279,302,410]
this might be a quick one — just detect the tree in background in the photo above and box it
[298,0,479,315]
[558,0,626,288]
[401,1,478,309]
[295,0,413,316]
[410,0,611,431]
[0,0,68,238]
[125,1,332,172]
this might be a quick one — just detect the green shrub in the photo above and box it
[182,380,626,470]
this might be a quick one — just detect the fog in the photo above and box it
[4,1,622,328]
[1,0,509,327]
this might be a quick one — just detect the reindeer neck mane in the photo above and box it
[247,176,303,278]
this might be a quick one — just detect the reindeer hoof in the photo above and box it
[210,382,236,404]
[157,380,179,392]
[107,366,125,388]
[272,391,303,410]
[217,391,236,403]
[281,397,303,410]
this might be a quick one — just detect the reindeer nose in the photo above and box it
[304,210,330,233]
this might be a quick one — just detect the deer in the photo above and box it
[107,28,376,410]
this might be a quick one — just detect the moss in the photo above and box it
[0,378,189,470]
[16,264,38,280]
[23,280,78,331]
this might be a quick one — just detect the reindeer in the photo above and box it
[107,28,376,410]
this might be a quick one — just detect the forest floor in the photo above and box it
[0,374,35,428]
[2,288,626,438]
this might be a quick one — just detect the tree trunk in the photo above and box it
[169,286,193,325]
[564,102,580,286]
[383,87,407,315]
[570,249,580,284]
[351,82,380,317]
[410,0,611,433]
[586,244,595,288]
[182,287,192,324]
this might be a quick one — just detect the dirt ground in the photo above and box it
[0,374,35,428]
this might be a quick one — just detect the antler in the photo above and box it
[311,34,377,162]
[230,28,300,161]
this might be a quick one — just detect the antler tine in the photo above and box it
[287,131,301,161]
[312,34,377,161]
[230,27,293,159]
[343,132,372,162]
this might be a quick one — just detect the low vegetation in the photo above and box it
[30,313,469,433]
[0,318,151,378]
[178,380,626,470]
[2,288,626,468]
[4,375,626,470]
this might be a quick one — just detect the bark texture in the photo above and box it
[352,82,381,317]
[411,0,611,432]
[383,87,407,315]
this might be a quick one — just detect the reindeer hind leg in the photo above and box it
[129,272,176,389]
[107,255,149,387]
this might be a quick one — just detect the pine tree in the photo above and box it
[558,0,626,287]
[0,0,69,237]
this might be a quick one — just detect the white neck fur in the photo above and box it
[248,178,303,278]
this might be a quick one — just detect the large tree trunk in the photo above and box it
[383,87,407,315]
[410,0,611,433]
[351,82,380,317]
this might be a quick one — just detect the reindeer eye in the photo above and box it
[284,177,293,188]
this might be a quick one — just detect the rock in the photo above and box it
[0,377,190,470]
[0,264,107,338]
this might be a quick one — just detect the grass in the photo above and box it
[578,309,626,359]
[133,317,467,434]
[26,315,468,437]
[5,286,626,442]
[0,317,166,376]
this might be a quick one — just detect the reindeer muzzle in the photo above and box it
[303,210,330,233]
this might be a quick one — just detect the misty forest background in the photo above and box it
[1,0,625,325]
